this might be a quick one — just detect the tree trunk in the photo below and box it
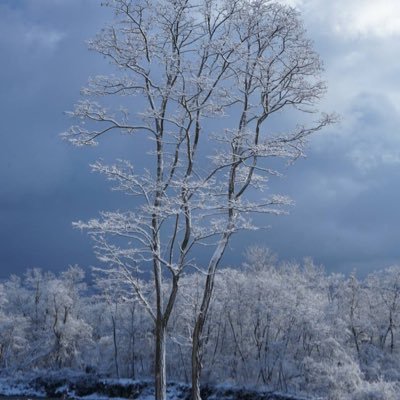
[191,235,230,400]
[155,318,167,400]
[111,314,120,379]
[191,319,203,400]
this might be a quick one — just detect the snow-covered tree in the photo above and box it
[0,281,28,369]
[3,260,400,398]
[62,1,333,398]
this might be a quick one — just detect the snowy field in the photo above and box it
[0,374,308,400]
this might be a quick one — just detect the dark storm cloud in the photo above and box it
[0,1,119,277]
[1,0,400,278]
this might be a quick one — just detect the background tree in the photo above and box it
[2,260,400,398]
[62,1,333,399]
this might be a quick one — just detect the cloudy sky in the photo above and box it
[1,0,400,278]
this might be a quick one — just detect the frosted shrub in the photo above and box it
[352,380,399,400]
[300,340,363,399]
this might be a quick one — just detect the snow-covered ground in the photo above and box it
[0,372,308,400]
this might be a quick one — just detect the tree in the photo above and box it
[366,267,400,354]
[62,1,333,399]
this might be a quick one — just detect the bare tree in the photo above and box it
[62,1,333,399]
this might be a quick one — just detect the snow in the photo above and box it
[0,375,308,400]
[79,395,127,400]
[0,377,46,398]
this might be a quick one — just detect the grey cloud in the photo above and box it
[1,0,400,279]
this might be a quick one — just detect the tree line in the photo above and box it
[0,248,399,399]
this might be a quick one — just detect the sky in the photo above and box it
[1,0,400,278]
